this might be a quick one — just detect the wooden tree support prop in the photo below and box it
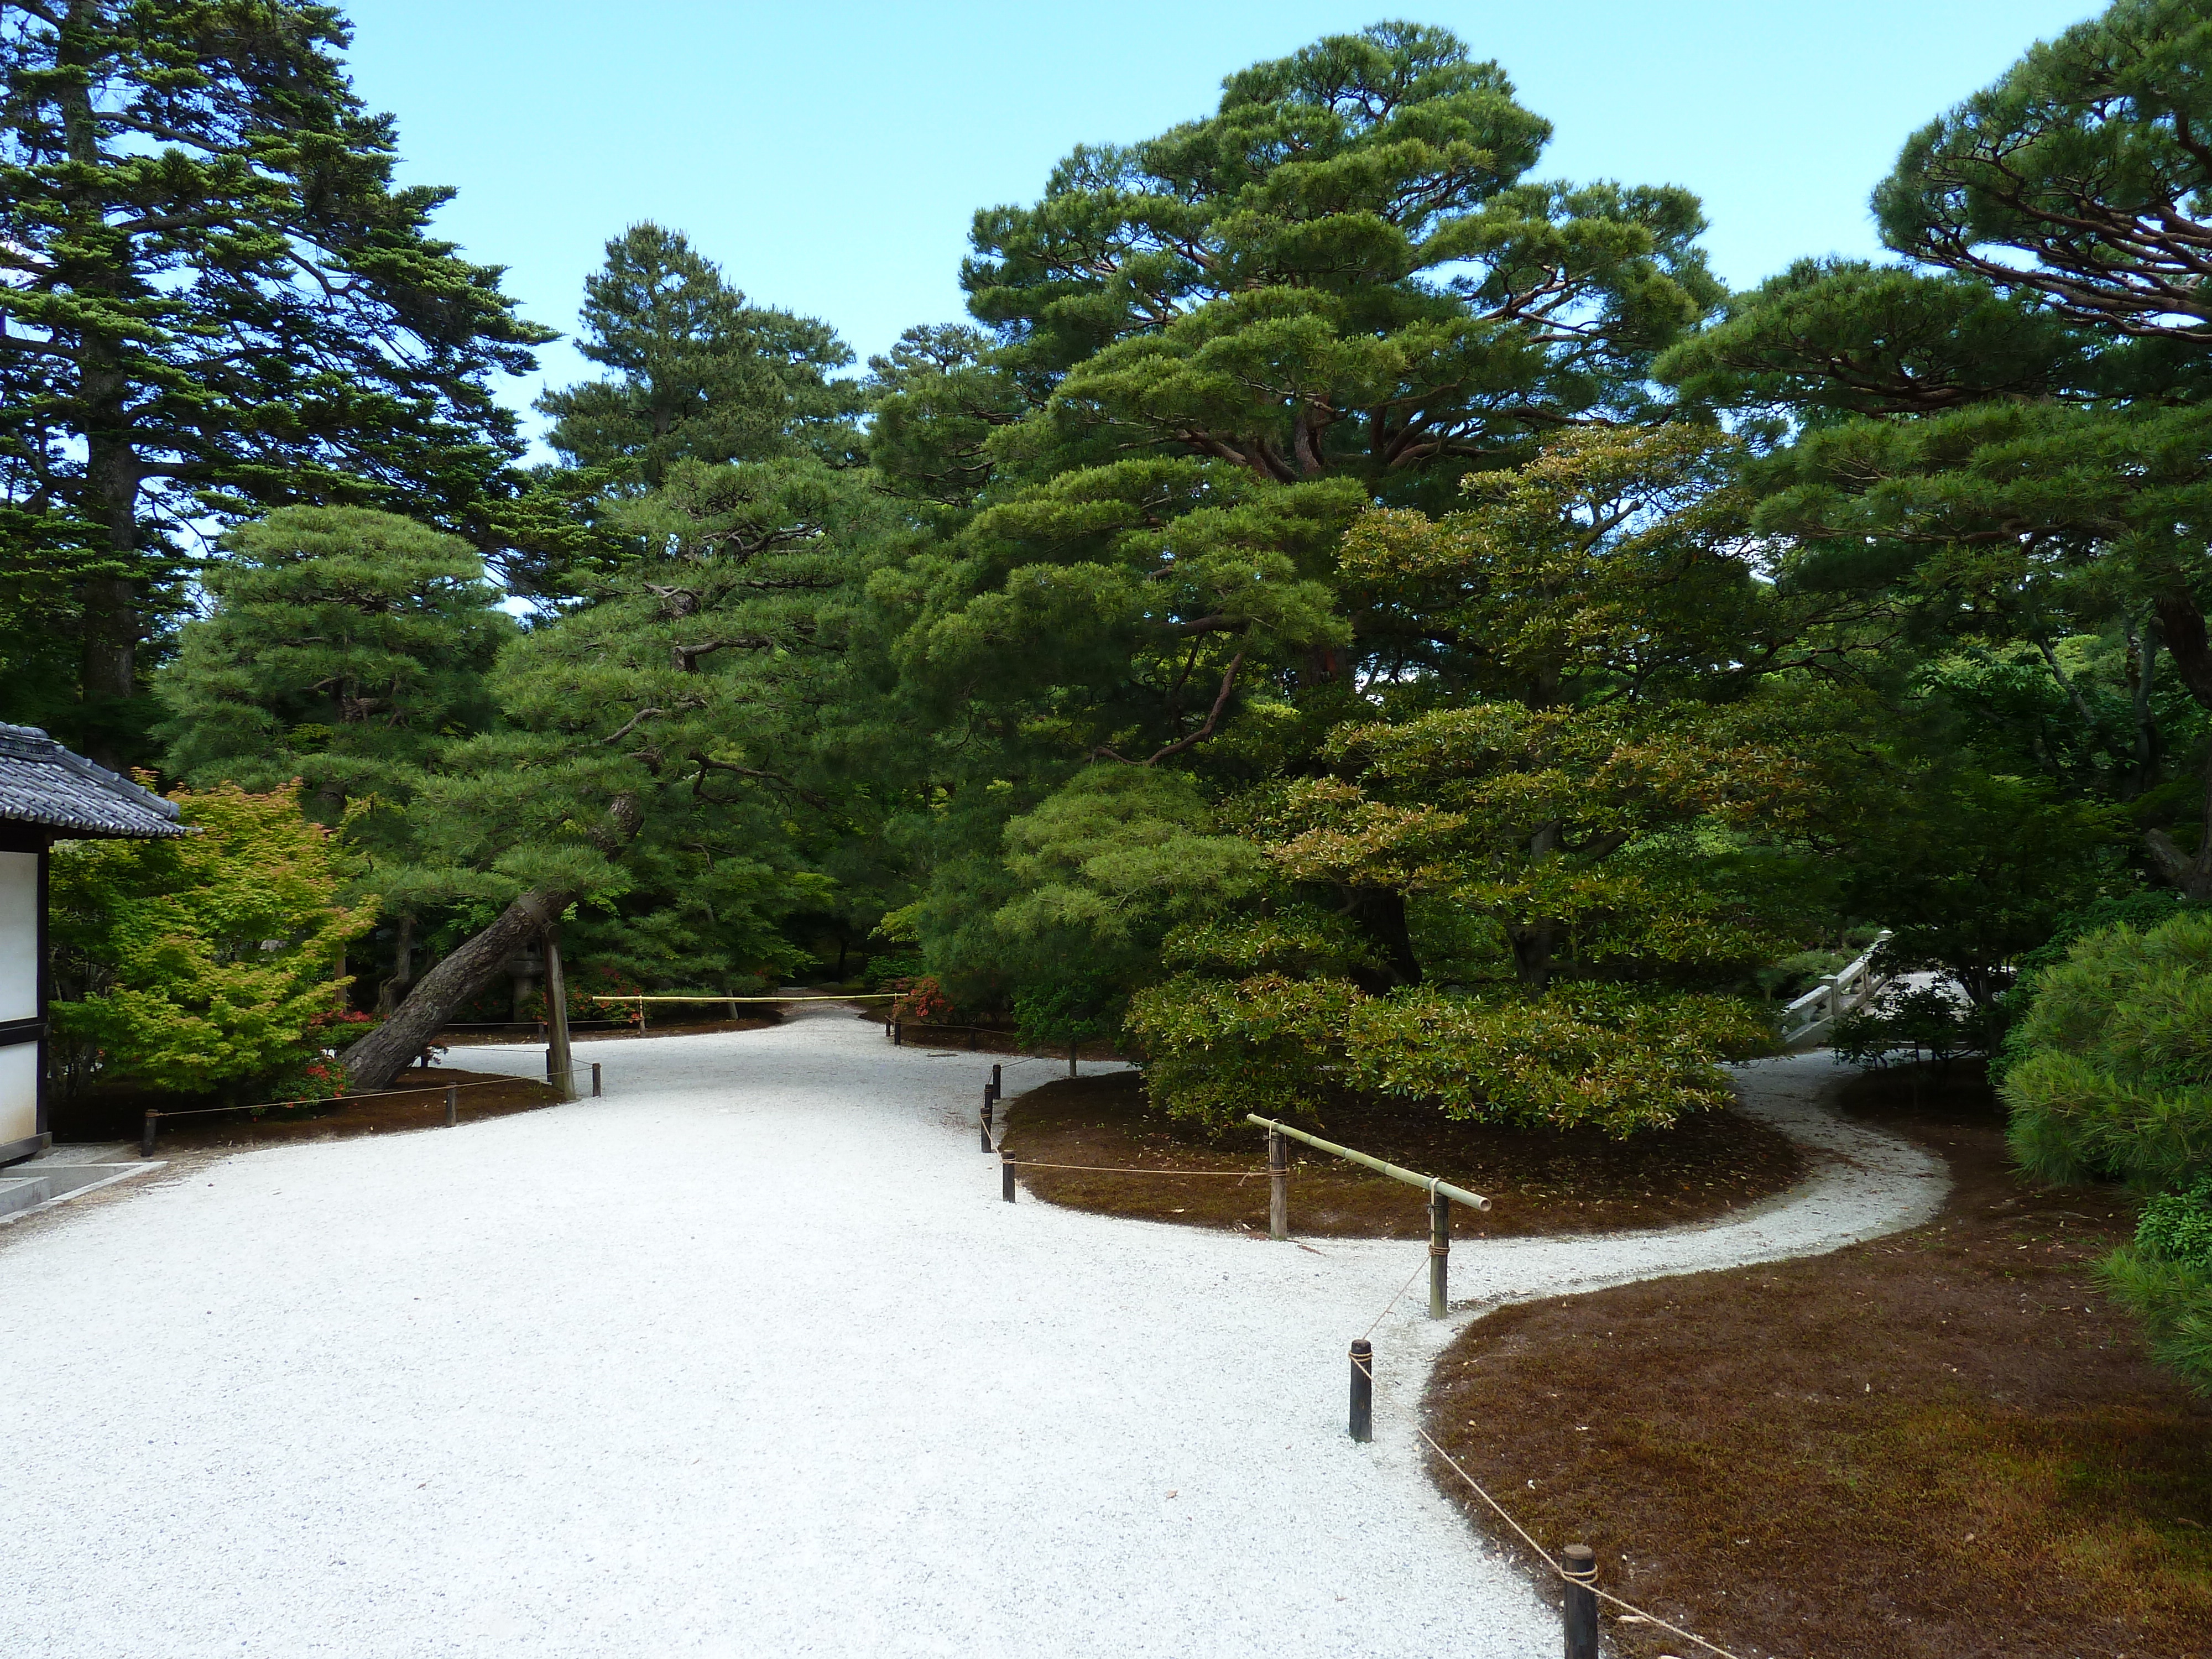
[1267,1125,1287,1240]
[1429,1189,1451,1319]
[1249,1116,1488,1300]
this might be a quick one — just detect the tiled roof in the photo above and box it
[0,724,186,838]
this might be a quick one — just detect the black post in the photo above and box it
[1348,1339,1373,1442]
[893,1020,903,1047]
[1562,1544,1598,1659]
[1001,1149,1016,1203]
[1429,1189,1451,1318]
[140,1108,158,1159]
[981,1088,995,1152]
[991,1062,1002,1094]
[445,1084,458,1127]
[591,1062,603,1098]
[1268,1125,1287,1240]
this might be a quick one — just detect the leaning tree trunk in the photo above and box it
[336,885,572,1091]
[339,794,643,1091]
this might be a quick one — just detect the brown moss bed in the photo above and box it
[56,1067,566,1153]
[999,1071,1808,1239]
[1421,1060,2212,1659]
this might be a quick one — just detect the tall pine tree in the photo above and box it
[0,0,549,762]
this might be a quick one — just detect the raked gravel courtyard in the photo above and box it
[0,1004,1944,1658]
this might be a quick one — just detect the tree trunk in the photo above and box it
[1508,922,1553,991]
[340,794,641,1090]
[1345,887,1421,989]
[338,886,572,1090]
[376,912,415,1019]
[2145,591,2212,898]
[59,6,141,768]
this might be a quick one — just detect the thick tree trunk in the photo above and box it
[59,7,141,767]
[1507,922,1553,991]
[1345,887,1421,990]
[338,886,572,1090]
[2146,591,2212,898]
[339,794,642,1090]
[376,912,415,1019]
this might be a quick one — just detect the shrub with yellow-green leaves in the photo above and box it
[48,781,376,1099]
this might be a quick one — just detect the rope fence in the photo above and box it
[980,1056,1744,1659]
[1417,1427,1747,1659]
[138,1063,599,1157]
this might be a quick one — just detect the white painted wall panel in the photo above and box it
[0,851,37,1023]
[0,1041,35,1147]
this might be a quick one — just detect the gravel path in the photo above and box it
[0,1008,1943,1658]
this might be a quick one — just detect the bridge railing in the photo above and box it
[1777,929,1893,1046]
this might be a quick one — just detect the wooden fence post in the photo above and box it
[1001,1148,1016,1203]
[1268,1126,1287,1240]
[893,1019,903,1047]
[140,1109,158,1159]
[445,1084,458,1127]
[591,1062,602,1098]
[1348,1339,1373,1442]
[1562,1544,1598,1659]
[1429,1188,1451,1318]
[980,1088,994,1152]
[991,1062,1002,1094]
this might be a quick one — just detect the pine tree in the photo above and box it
[535,223,861,491]
[0,1,549,763]
[1660,0,2212,896]
[157,506,514,819]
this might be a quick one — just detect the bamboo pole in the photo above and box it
[1245,1115,1492,1212]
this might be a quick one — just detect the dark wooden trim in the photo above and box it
[0,1016,44,1047]
[0,821,47,855]
[0,1130,50,1168]
[35,842,47,1137]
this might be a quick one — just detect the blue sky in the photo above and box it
[339,0,2100,447]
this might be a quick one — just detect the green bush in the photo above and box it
[2001,912,2212,1390]
[48,780,377,1098]
[1126,969,1770,1136]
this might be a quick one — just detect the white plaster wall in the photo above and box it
[0,1041,34,1146]
[0,851,36,1022]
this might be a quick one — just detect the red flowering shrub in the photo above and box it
[893,975,953,1025]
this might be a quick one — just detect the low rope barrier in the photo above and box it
[146,1073,551,1120]
[1416,1427,1748,1659]
[1003,1159,1264,1178]
[1363,1251,1434,1343]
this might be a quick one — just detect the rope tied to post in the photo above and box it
[998,1158,1263,1178]
[1416,1427,1749,1659]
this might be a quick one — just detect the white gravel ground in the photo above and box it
[0,1008,1943,1658]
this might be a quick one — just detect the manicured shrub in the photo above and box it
[48,781,376,1099]
[2002,912,2212,1390]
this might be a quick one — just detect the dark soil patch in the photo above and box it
[1422,1059,2212,1659]
[1001,1072,1807,1239]
[55,1067,564,1154]
[852,1008,1128,1062]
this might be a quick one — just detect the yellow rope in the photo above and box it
[1415,1428,1749,1659]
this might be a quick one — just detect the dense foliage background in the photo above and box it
[14,0,2212,1383]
